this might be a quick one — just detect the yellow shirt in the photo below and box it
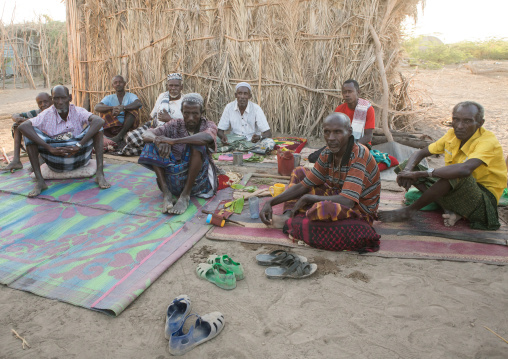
[428,127,507,202]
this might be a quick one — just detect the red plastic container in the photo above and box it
[277,150,294,176]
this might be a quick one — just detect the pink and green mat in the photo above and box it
[206,178,508,265]
[0,162,224,315]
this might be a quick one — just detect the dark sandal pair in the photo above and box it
[255,250,317,279]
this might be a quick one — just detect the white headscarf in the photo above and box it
[235,82,252,92]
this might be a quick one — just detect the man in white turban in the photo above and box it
[217,82,271,144]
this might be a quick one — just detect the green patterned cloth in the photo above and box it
[396,160,500,230]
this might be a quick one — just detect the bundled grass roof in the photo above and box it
[67,0,422,137]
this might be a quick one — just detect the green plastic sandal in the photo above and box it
[196,263,236,290]
[207,254,245,280]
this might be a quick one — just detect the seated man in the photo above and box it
[260,113,381,252]
[18,85,111,197]
[309,79,375,162]
[7,92,53,171]
[139,93,218,215]
[217,82,271,144]
[118,73,185,156]
[94,75,142,143]
[379,101,507,230]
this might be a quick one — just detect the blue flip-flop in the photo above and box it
[169,312,225,356]
[165,295,192,340]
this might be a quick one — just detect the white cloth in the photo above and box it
[217,100,270,141]
[150,92,184,125]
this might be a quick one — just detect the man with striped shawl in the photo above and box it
[379,101,507,230]
[139,93,218,215]
[116,73,185,156]
[260,113,382,252]
[18,85,111,197]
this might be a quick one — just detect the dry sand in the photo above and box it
[1,67,508,358]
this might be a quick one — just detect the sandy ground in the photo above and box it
[1,67,508,358]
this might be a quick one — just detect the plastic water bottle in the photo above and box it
[249,196,260,219]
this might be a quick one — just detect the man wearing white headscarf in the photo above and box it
[116,73,185,156]
[217,82,271,144]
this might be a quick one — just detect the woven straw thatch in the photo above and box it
[67,0,423,137]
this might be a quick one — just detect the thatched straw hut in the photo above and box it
[67,0,422,137]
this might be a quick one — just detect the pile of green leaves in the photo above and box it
[231,184,258,192]
[225,197,244,214]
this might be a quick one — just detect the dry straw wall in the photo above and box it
[67,0,422,137]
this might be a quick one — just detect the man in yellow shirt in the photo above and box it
[379,101,507,230]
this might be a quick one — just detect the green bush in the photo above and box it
[403,36,508,68]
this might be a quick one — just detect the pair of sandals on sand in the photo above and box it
[196,251,317,290]
[196,254,245,290]
[256,250,317,279]
[165,294,225,356]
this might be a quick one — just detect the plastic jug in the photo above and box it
[277,150,294,176]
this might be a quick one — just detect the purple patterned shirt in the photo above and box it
[29,104,93,138]
[151,117,217,161]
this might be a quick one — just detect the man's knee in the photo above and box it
[189,146,206,162]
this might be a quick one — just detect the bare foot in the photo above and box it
[162,193,174,213]
[442,210,462,227]
[28,180,48,197]
[168,195,190,215]
[378,208,415,222]
[270,213,291,229]
[95,173,111,189]
[5,160,23,172]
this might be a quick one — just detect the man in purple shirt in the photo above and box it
[19,85,111,197]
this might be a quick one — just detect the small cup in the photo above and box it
[233,152,243,166]
[269,183,286,197]
[249,196,260,219]
[293,153,301,167]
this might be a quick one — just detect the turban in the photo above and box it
[235,82,252,92]
[167,73,183,81]
[182,93,204,106]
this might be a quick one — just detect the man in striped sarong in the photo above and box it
[19,85,111,197]
[139,93,218,215]
[260,113,382,252]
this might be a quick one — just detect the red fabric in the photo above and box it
[284,214,380,252]
[273,137,308,153]
[217,174,230,190]
[334,103,375,129]
[103,137,118,152]
[377,155,399,171]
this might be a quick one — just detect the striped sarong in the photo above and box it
[100,109,140,138]
[395,160,500,230]
[138,143,214,198]
[282,167,380,252]
[24,127,94,172]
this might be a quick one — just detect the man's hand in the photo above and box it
[220,135,229,145]
[251,134,261,143]
[64,146,81,158]
[396,170,422,190]
[260,202,273,225]
[157,109,172,122]
[48,146,72,157]
[290,194,316,217]
[154,136,173,158]
[112,105,124,117]
[12,115,27,124]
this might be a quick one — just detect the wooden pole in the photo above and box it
[369,24,393,142]
[258,43,262,103]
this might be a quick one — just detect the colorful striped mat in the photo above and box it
[206,190,508,265]
[0,162,221,315]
